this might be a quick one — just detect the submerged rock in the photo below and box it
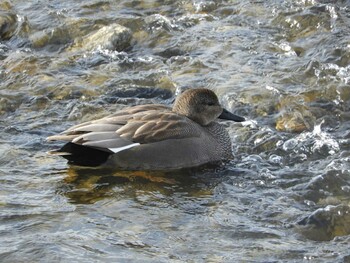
[303,169,350,205]
[71,23,132,52]
[276,96,316,132]
[297,205,350,241]
[0,97,18,115]
[276,109,316,133]
[30,27,71,48]
[0,11,17,40]
[29,18,95,50]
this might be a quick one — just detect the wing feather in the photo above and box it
[117,111,201,143]
[47,104,201,153]
[82,138,132,148]
[73,123,121,132]
[72,132,120,143]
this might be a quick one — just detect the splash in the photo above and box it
[309,121,340,155]
[315,63,350,84]
[283,120,340,157]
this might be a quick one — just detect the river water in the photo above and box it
[1,0,350,262]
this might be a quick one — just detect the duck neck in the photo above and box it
[206,122,233,158]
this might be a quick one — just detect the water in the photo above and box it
[1,0,350,262]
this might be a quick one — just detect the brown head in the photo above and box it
[172,88,245,126]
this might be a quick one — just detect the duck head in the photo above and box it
[173,88,245,126]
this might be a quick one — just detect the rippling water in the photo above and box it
[1,0,350,262]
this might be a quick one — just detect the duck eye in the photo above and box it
[207,102,216,106]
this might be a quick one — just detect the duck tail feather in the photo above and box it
[52,142,112,167]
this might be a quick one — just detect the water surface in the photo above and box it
[1,0,350,262]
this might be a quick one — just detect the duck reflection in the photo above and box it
[58,163,224,204]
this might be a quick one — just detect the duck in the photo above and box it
[46,88,245,170]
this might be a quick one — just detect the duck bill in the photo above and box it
[219,108,245,122]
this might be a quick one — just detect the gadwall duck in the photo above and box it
[47,88,245,170]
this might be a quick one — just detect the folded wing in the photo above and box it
[47,104,201,154]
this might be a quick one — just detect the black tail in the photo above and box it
[55,142,112,167]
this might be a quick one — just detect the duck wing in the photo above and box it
[117,110,201,143]
[47,104,201,153]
